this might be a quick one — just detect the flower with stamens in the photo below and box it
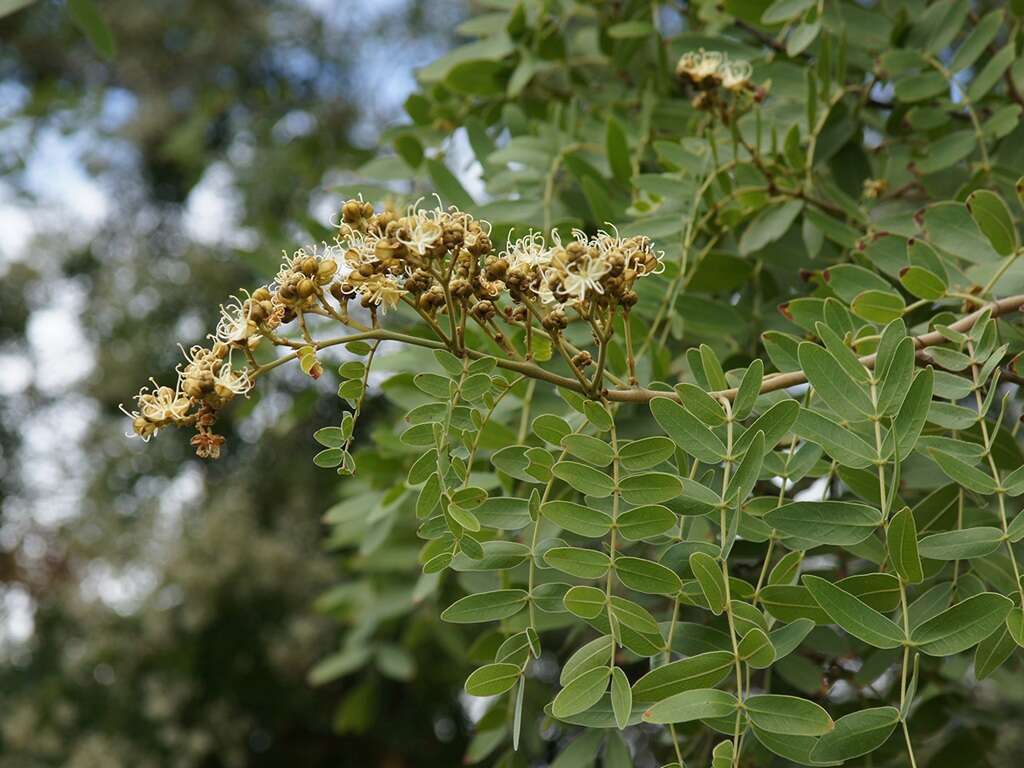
[693,50,724,81]
[214,293,260,346]
[398,212,443,256]
[721,60,752,91]
[560,256,611,304]
[213,362,253,399]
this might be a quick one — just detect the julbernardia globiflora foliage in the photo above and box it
[126,1,1024,766]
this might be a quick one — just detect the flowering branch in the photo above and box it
[123,198,665,457]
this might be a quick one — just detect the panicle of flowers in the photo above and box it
[499,227,663,318]
[124,197,664,459]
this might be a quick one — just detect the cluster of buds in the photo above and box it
[335,198,495,314]
[276,246,339,310]
[123,198,664,458]
[499,228,663,316]
[675,49,759,112]
[120,340,253,457]
[862,178,889,200]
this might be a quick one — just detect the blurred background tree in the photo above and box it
[0,1,473,765]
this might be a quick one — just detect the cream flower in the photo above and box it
[561,257,611,303]
[694,50,724,81]
[506,232,552,269]
[213,362,253,398]
[214,293,259,346]
[721,60,752,91]
[398,212,443,256]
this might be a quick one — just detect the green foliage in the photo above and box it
[115,0,1024,766]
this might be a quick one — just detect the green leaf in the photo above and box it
[912,593,1013,656]
[967,189,1018,256]
[740,200,804,255]
[735,400,799,453]
[606,117,632,184]
[795,409,875,468]
[607,19,655,37]
[416,473,442,518]
[641,689,737,724]
[765,501,883,547]
[425,158,475,209]
[609,596,661,635]
[552,461,615,498]
[894,72,947,102]
[561,434,615,466]
[918,527,1004,560]
[733,359,764,420]
[544,547,611,579]
[442,589,528,623]
[533,414,572,445]
[770,619,815,659]
[475,497,532,529]
[738,627,776,669]
[745,694,834,736]
[760,585,831,624]
[615,556,682,595]
[313,448,345,468]
[561,636,614,684]
[541,501,612,538]
[899,266,946,300]
[699,344,728,391]
[815,322,870,384]
[584,401,613,431]
[761,0,815,23]
[768,550,804,587]
[675,383,726,426]
[917,131,977,174]
[465,663,521,696]
[810,707,900,762]
[618,436,675,470]
[611,667,632,730]
[1003,464,1024,496]
[651,397,727,462]
[619,472,683,505]
[689,551,727,615]
[1006,607,1024,647]
[552,666,611,718]
[446,59,506,95]
[68,0,116,59]
[798,343,874,421]
[631,651,735,703]
[968,43,1014,101]
[788,19,821,56]
[825,264,893,303]
[563,586,606,620]
[928,449,997,494]
[877,337,916,415]
[617,504,677,540]
[802,575,904,649]
[676,478,722,515]
[887,507,924,583]
[447,502,481,532]
[950,9,1003,72]
[893,368,934,460]
[726,431,764,502]
[851,290,906,324]
[975,624,1017,679]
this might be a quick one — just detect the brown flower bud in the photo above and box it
[317,259,337,283]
